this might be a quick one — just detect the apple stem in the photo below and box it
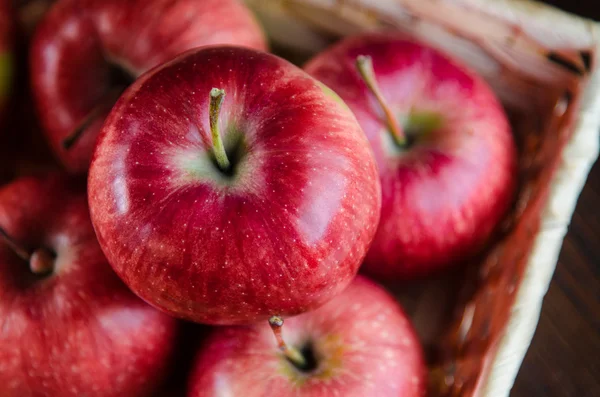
[355,55,407,147]
[62,87,124,150]
[0,227,31,262]
[208,88,231,171]
[29,248,55,275]
[268,316,307,369]
[0,227,56,275]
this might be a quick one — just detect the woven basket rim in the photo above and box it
[478,3,600,396]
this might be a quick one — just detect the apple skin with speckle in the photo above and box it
[187,275,426,397]
[30,0,267,174]
[305,34,517,279]
[0,175,179,397]
[88,46,382,325]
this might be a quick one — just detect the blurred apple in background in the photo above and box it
[88,46,381,325]
[0,0,58,187]
[0,0,13,126]
[306,33,517,280]
[0,175,179,396]
[14,0,54,35]
[30,0,267,174]
[187,276,426,397]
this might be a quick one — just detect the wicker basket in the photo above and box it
[245,1,600,396]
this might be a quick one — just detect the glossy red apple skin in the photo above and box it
[188,276,426,397]
[0,175,179,397]
[305,34,517,279]
[88,46,381,325]
[30,0,267,174]
[0,0,13,125]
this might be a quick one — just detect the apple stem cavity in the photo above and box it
[355,55,407,147]
[268,316,307,370]
[209,88,231,172]
[0,227,31,262]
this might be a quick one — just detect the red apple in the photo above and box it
[88,46,381,325]
[305,34,517,279]
[0,175,179,396]
[30,0,267,174]
[187,276,426,396]
[0,0,13,125]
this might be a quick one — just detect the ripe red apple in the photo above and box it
[30,0,267,174]
[88,46,381,325]
[0,0,13,125]
[305,34,517,279]
[187,275,426,396]
[0,175,179,396]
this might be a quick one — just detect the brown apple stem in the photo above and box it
[355,55,407,147]
[208,88,231,171]
[62,87,124,150]
[0,227,30,262]
[0,227,55,275]
[268,316,307,369]
[29,248,55,275]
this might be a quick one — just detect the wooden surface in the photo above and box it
[510,4,599,395]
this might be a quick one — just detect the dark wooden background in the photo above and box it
[512,2,599,396]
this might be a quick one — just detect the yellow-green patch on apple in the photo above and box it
[315,80,352,112]
[402,110,444,138]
